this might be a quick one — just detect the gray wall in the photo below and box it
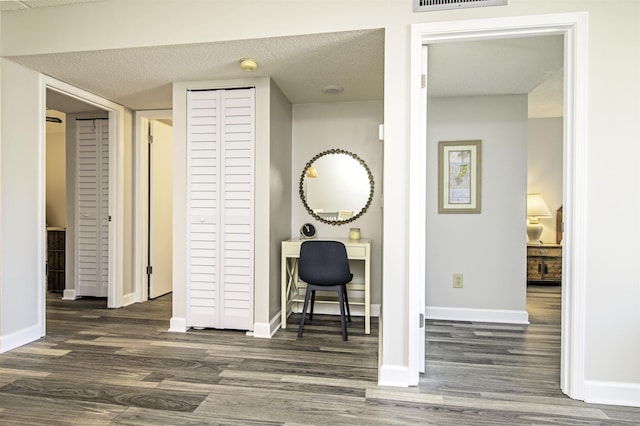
[268,81,293,323]
[426,95,528,317]
[291,101,383,305]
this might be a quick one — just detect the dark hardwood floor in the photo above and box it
[0,285,637,424]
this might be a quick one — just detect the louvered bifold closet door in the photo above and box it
[187,88,255,330]
[76,119,109,297]
[220,89,255,330]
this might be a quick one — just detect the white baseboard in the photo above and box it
[168,317,187,332]
[0,324,42,353]
[378,364,409,387]
[426,306,529,324]
[122,292,136,307]
[62,289,76,300]
[585,380,640,407]
[253,313,281,339]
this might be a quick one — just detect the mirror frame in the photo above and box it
[298,149,374,225]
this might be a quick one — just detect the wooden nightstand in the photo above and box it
[47,228,65,292]
[527,243,562,284]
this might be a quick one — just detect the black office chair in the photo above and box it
[297,240,353,341]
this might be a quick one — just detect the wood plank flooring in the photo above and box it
[0,286,637,424]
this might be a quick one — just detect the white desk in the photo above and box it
[281,238,371,334]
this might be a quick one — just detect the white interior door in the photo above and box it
[148,120,173,299]
[187,88,255,330]
[219,88,255,330]
[76,118,109,297]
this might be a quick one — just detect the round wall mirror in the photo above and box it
[299,149,374,225]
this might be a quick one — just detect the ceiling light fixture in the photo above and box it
[322,85,344,94]
[239,58,258,72]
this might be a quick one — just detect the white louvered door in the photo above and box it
[187,88,254,330]
[76,119,109,297]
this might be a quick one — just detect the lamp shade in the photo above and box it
[527,193,552,219]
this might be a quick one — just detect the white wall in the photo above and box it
[426,95,528,319]
[0,59,43,349]
[528,117,563,244]
[292,101,383,304]
[1,0,640,403]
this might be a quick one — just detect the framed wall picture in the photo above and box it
[438,140,481,213]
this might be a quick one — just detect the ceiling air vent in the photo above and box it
[415,0,507,12]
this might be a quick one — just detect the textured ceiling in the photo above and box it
[428,36,563,97]
[3,2,563,117]
[11,30,385,111]
[428,35,564,117]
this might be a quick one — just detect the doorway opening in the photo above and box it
[133,110,174,303]
[409,13,588,400]
[40,77,126,336]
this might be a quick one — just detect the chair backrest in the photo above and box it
[299,240,352,286]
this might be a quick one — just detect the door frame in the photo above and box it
[409,12,588,400]
[40,75,125,334]
[133,110,173,303]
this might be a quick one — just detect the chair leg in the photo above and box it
[343,285,351,322]
[298,287,313,338]
[309,290,316,320]
[337,286,348,341]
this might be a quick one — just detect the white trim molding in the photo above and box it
[379,365,410,387]
[585,380,640,408]
[168,317,188,332]
[0,324,41,353]
[410,12,589,400]
[122,292,136,307]
[253,313,281,339]
[426,306,529,324]
[62,289,76,300]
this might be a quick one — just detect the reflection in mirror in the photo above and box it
[299,149,374,225]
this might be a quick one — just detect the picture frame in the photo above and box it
[438,140,481,213]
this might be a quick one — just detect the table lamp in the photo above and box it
[527,193,552,244]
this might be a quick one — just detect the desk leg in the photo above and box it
[281,255,287,329]
[281,257,299,329]
[365,259,371,334]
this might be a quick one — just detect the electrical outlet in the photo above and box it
[453,273,464,288]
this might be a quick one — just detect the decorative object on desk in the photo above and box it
[349,227,361,241]
[438,140,481,213]
[527,193,552,244]
[300,223,317,239]
[299,149,374,225]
